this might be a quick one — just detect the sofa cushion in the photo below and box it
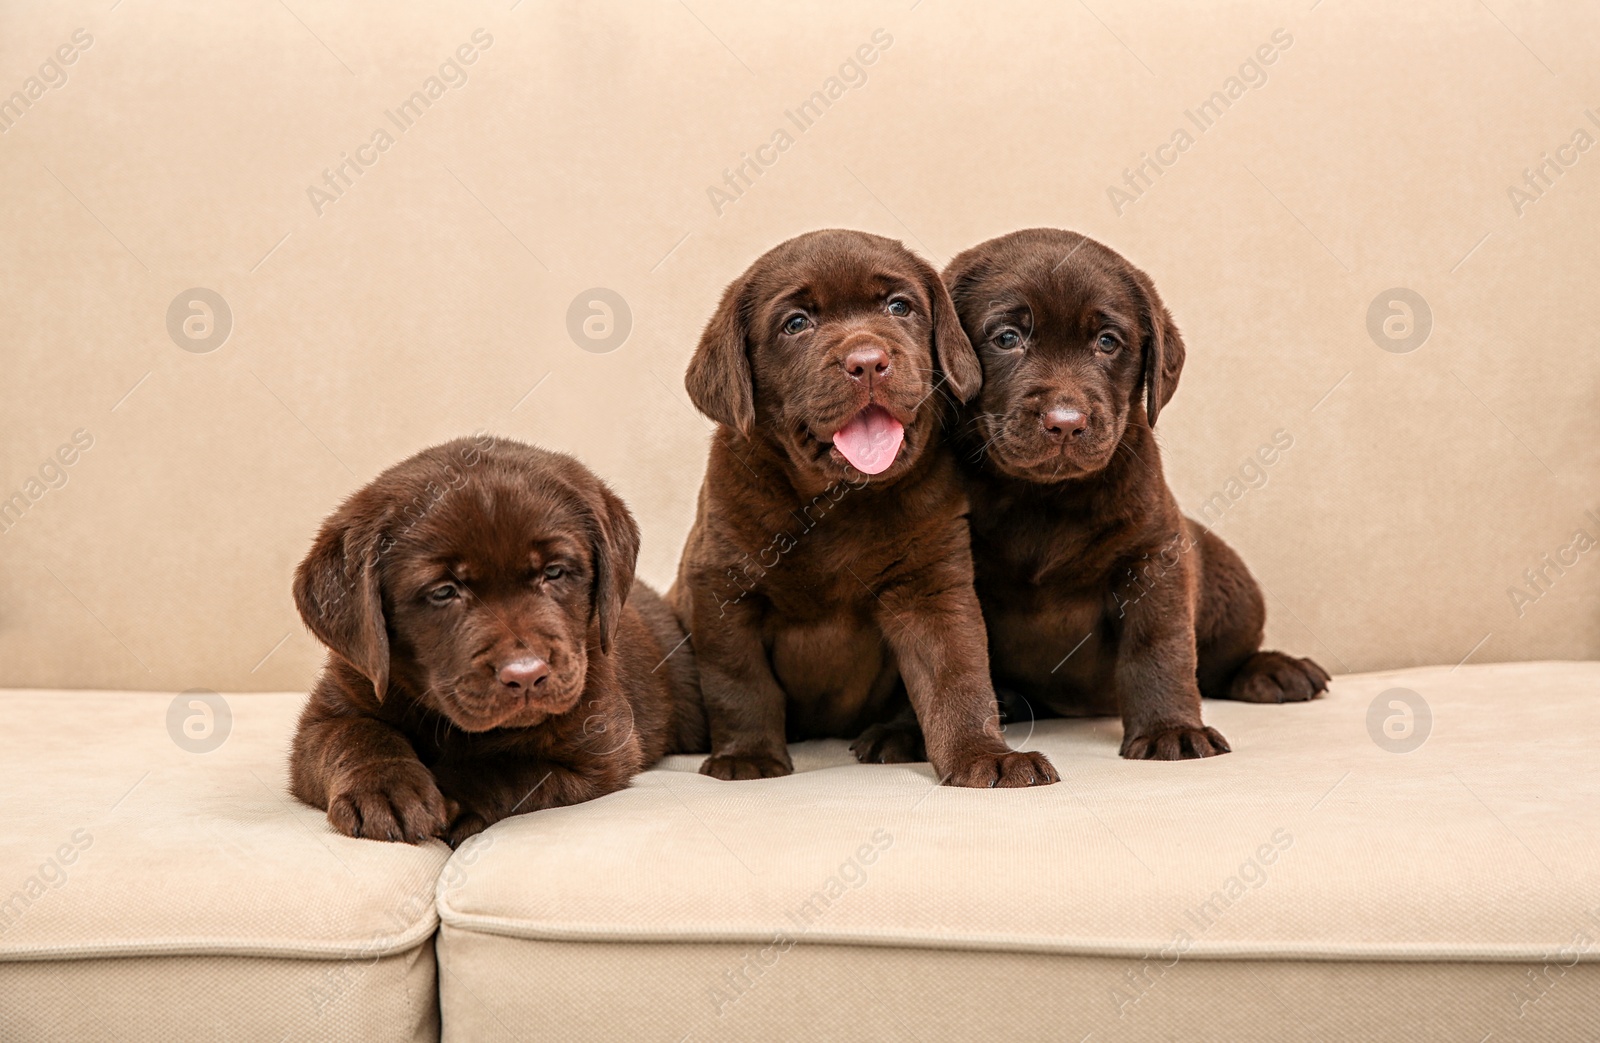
[0,689,447,1043]
[437,661,1600,1041]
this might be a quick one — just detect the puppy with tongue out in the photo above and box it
[667,230,1058,789]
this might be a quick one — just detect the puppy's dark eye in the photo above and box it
[428,584,459,604]
[887,298,911,317]
[782,314,810,335]
[542,564,566,581]
[1097,332,1121,354]
[993,329,1022,350]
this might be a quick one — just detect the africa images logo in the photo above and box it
[305,30,494,216]
[705,29,893,217]
[1106,29,1293,216]
[1506,109,1600,217]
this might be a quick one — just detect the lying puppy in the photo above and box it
[670,229,1057,788]
[944,229,1329,760]
[289,435,705,844]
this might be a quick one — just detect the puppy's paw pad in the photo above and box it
[327,762,449,843]
[946,749,1059,788]
[699,753,793,781]
[1231,651,1331,704]
[850,723,926,764]
[1120,724,1231,760]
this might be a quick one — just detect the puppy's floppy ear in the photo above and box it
[940,248,995,353]
[1129,266,1186,427]
[685,274,755,436]
[587,481,641,656]
[923,261,983,404]
[293,494,392,699]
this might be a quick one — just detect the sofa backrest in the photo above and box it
[2,0,1594,691]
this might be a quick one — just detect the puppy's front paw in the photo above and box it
[944,749,1059,788]
[850,721,926,764]
[1120,723,1231,760]
[327,760,449,843]
[444,807,491,848]
[699,752,793,781]
[1229,651,1331,703]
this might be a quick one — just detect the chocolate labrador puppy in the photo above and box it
[944,229,1328,759]
[289,435,705,844]
[669,229,1057,788]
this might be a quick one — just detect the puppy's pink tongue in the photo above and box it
[832,405,904,475]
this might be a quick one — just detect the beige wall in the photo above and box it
[1,0,1595,692]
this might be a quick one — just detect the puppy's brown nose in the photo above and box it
[843,347,891,382]
[1042,408,1088,439]
[498,656,550,690]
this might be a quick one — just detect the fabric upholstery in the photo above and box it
[0,689,448,1042]
[437,661,1600,1041]
[2,0,1596,692]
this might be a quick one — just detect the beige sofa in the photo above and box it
[5,664,1599,1040]
[2,0,1595,1039]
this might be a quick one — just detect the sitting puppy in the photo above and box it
[669,229,1057,788]
[289,435,705,844]
[944,229,1329,760]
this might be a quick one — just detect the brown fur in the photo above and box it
[289,435,705,844]
[669,229,1057,788]
[944,229,1329,759]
